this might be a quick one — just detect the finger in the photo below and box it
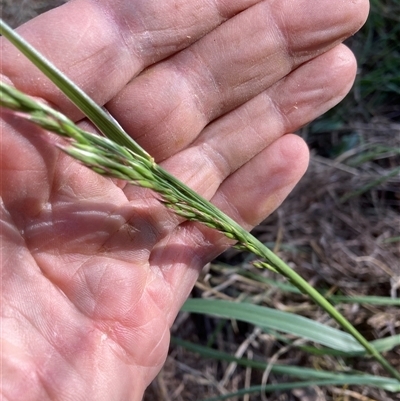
[1,0,261,117]
[211,134,309,230]
[159,44,357,201]
[107,0,369,160]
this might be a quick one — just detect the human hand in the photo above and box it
[0,1,369,400]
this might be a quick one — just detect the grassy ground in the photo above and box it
[2,1,400,400]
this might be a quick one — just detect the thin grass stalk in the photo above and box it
[1,20,399,381]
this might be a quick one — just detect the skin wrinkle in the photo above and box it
[225,110,268,164]
[97,0,248,66]
[271,0,295,62]
[69,47,119,92]
[198,141,233,182]
[1,208,42,274]
[68,3,136,86]
[173,46,224,121]
[265,89,294,134]
[37,345,81,398]
[1,340,41,401]
[148,47,356,245]
[27,218,121,286]
[67,255,107,304]
[95,0,146,76]
[161,223,234,296]
[1,131,55,222]
[80,259,109,312]
[46,146,62,215]
[114,70,191,153]
[1,4,130,119]
[33,372,54,401]
[3,306,79,384]
[181,222,222,258]
[26,217,107,258]
[129,194,184,241]
[230,53,290,98]
[70,255,145,319]
[62,258,161,371]
[205,134,309,229]
[99,222,139,254]
[204,0,225,21]
[53,168,106,203]
[213,190,241,229]
[138,322,169,368]
[239,101,276,147]
[195,101,269,161]
[140,100,185,154]
[148,225,204,282]
[100,305,167,367]
[147,224,214,322]
[225,12,287,94]
[163,144,228,197]
[34,331,101,401]
[101,264,142,319]
[219,3,291,93]
[187,92,285,185]
[66,15,96,56]
[273,0,368,63]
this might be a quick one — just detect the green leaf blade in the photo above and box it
[182,298,365,352]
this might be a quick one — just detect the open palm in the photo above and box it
[1,1,369,400]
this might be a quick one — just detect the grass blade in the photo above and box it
[300,334,400,357]
[182,298,362,352]
[172,338,400,392]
